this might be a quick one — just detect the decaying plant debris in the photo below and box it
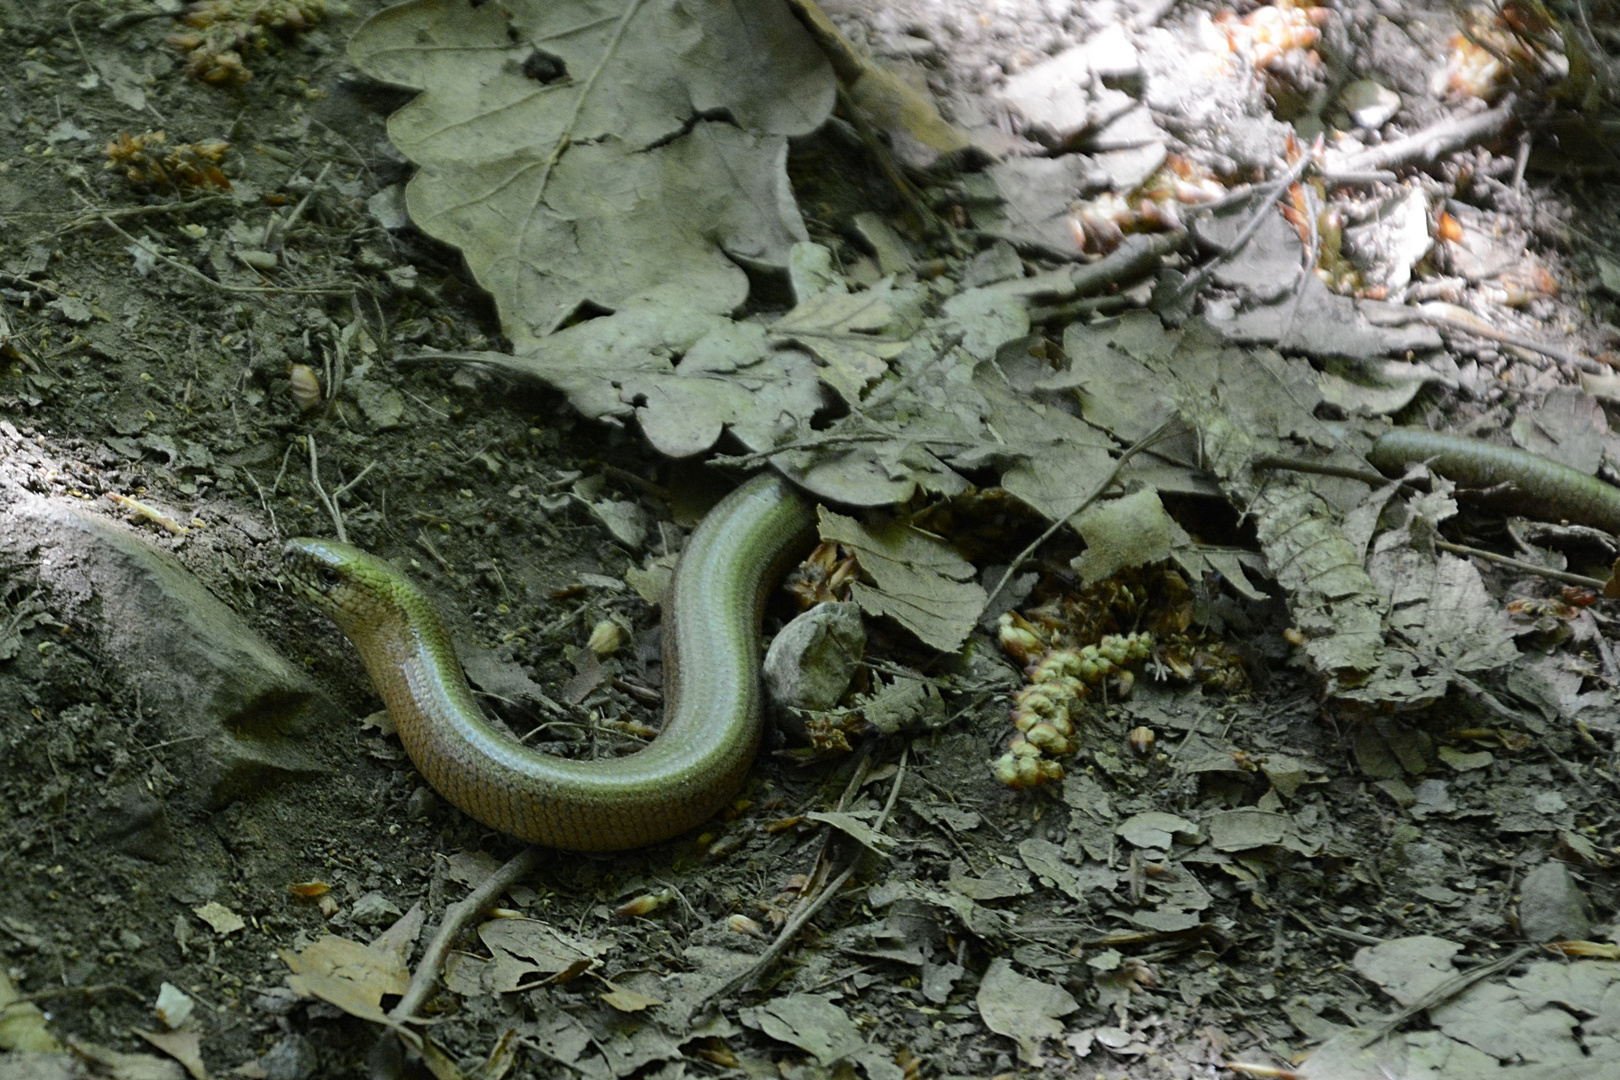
[4,0,1620,1078]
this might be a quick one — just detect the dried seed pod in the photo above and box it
[1128,726,1156,755]
[587,618,626,656]
[614,888,673,917]
[997,611,1046,665]
[1024,722,1072,756]
[288,363,321,413]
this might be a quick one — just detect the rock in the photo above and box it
[99,781,179,863]
[763,602,866,713]
[349,891,404,928]
[1340,79,1401,130]
[259,1033,319,1080]
[405,785,439,822]
[998,24,1140,147]
[1341,187,1431,292]
[1517,862,1593,943]
[0,491,337,807]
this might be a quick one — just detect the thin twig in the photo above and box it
[1252,453,1400,489]
[28,196,239,236]
[1174,155,1312,302]
[389,847,542,1025]
[983,418,1183,613]
[245,472,280,542]
[835,84,951,244]
[333,462,379,501]
[1407,309,1602,374]
[307,435,351,543]
[1436,539,1608,590]
[87,200,351,296]
[706,748,910,1005]
[267,161,333,251]
[270,444,294,497]
[1333,97,1517,174]
[1351,944,1536,1049]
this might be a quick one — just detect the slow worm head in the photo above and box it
[284,474,815,850]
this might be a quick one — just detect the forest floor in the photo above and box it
[3,1,1620,1079]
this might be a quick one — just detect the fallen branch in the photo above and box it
[1409,309,1603,374]
[1333,98,1516,174]
[390,846,542,1025]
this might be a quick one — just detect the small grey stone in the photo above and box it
[763,602,865,713]
[260,1033,319,1080]
[366,184,409,230]
[1340,79,1401,130]
[998,24,1140,146]
[349,891,404,928]
[251,987,301,1016]
[99,781,179,863]
[405,785,439,821]
[1518,862,1592,943]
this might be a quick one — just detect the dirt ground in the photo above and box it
[3,1,1620,1079]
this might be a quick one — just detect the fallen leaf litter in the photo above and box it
[3,0,1620,1077]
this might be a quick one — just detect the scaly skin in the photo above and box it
[283,474,815,851]
[1369,429,1620,533]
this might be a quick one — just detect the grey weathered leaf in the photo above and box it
[769,276,920,403]
[818,507,986,652]
[1206,808,1288,851]
[805,811,895,854]
[752,993,864,1064]
[1072,487,1175,584]
[350,0,834,341]
[449,306,824,460]
[976,958,1079,1065]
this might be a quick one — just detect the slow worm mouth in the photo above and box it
[279,541,352,613]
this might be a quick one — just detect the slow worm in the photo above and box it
[284,474,815,850]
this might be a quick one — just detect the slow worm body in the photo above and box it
[284,474,815,851]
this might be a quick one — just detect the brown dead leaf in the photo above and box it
[135,1028,207,1080]
[279,935,411,1025]
[599,980,664,1012]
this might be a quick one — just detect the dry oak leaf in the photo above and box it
[279,935,410,1025]
[817,506,986,652]
[976,957,1079,1065]
[349,0,835,341]
[447,305,825,460]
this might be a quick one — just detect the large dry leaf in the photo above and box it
[751,993,864,1065]
[280,935,411,1025]
[1365,505,1520,702]
[350,0,834,342]
[818,506,986,652]
[975,958,1078,1066]
[447,306,825,460]
[133,1030,206,1080]
[1059,317,1405,696]
[1304,939,1620,1078]
[768,277,921,404]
